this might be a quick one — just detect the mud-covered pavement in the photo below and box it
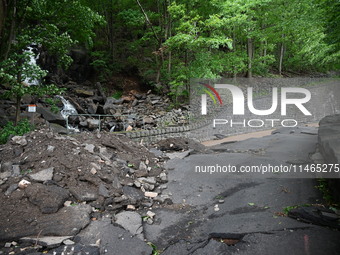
[144,127,340,255]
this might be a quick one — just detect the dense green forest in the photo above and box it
[0,0,339,102]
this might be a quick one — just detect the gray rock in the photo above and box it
[138,177,157,185]
[146,218,154,225]
[26,183,69,214]
[70,183,98,202]
[159,172,167,181]
[143,117,154,124]
[139,162,148,171]
[114,195,128,203]
[166,150,191,160]
[151,100,160,105]
[98,184,110,198]
[115,211,143,239]
[79,121,88,127]
[0,204,91,241]
[29,167,54,182]
[159,184,168,190]
[132,99,138,107]
[112,176,122,190]
[74,89,94,97]
[5,184,18,196]
[146,211,155,218]
[134,180,141,188]
[91,163,101,171]
[49,123,68,134]
[84,143,95,153]
[318,114,340,201]
[11,165,21,177]
[13,147,23,157]
[0,171,11,180]
[37,106,66,125]
[1,162,12,173]
[154,194,171,204]
[20,236,73,248]
[76,220,152,255]
[87,118,100,130]
[149,148,163,157]
[87,102,98,114]
[122,186,144,204]
[105,97,124,105]
[319,114,340,164]
[143,183,155,191]
[47,145,55,152]
[11,136,27,146]
[103,98,123,114]
[63,239,75,245]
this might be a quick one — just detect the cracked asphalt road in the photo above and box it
[143,127,340,255]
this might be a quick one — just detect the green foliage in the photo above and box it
[316,179,334,205]
[90,50,113,80]
[1,0,337,105]
[0,120,33,144]
[27,0,105,47]
[146,242,161,255]
[112,91,123,99]
[0,50,47,95]
[283,204,311,215]
[21,169,33,175]
[45,98,60,114]
[0,50,64,98]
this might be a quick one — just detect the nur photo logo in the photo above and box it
[196,81,313,128]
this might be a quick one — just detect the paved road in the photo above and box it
[144,127,340,255]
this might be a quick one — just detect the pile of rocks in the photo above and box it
[66,84,190,132]
[0,80,190,133]
[0,129,180,254]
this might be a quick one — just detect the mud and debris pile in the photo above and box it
[0,128,189,254]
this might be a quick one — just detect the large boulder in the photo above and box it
[0,199,91,241]
[103,98,123,114]
[318,114,340,202]
[25,183,70,214]
[36,105,66,125]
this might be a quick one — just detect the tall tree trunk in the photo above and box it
[108,10,114,63]
[168,50,172,75]
[0,0,7,42]
[263,40,267,63]
[166,0,172,76]
[232,28,237,82]
[15,62,22,126]
[15,95,21,125]
[156,55,161,84]
[247,37,253,78]
[278,42,284,76]
[4,0,16,60]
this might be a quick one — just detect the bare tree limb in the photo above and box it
[135,0,159,43]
